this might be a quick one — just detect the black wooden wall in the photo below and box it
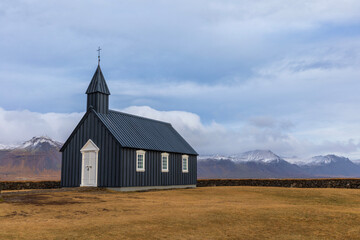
[87,93,109,114]
[120,148,197,187]
[61,111,120,187]
[61,111,197,188]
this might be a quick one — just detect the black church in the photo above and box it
[60,63,197,191]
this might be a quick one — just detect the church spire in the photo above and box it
[86,60,110,113]
[86,65,110,95]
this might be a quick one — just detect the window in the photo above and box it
[161,153,169,172]
[182,155,188,173]
[136,150,146,172]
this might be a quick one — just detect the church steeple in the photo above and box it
[86,65,110,114]
[86,65,110,95]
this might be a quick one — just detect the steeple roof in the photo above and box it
[86,65,110,95]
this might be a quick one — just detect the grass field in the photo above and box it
[1,186,360,240]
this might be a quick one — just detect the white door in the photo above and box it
[81,151,97,186]
[80,139,99,187]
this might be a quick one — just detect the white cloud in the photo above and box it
[121,106,208,131]
[0,107,83,144]
[122,106,360,159]
[1,1,360,160]
[1,106,360,159]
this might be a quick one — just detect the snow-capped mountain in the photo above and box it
[199,150,284,163]
[198,154,230,161]
[0,144,17,150]
[232,150,283,163]
[299,154,360,177]
[18,136,63,151]
[0,136,62,181]
[198,150,308,179]
[198,151,360,179]
[0,136,63,151]
[308,155,351,166]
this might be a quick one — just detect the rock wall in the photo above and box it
[197,178,360,188]
[2,179,360,191]
[0,181,61,191]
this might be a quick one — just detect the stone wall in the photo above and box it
[197,178,360,188]
[0,181,61,191]
[2,179,360,191]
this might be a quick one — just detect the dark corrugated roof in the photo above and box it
[86,65,110,95]
[94,110,198,155]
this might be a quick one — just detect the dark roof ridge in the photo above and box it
[60,108,94,152]
[62,108,198,155]
[107,109,172,126]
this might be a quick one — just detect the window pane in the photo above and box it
[162,156,167,170]
[182,158,187,170]
[137,154,144,169]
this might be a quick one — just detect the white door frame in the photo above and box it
[80,139,99,187]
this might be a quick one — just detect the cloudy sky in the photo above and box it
[1,0,360,159]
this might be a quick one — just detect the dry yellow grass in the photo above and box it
[1,186,360,240]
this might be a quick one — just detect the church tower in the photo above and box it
[61,48,197,189]
[86,64,110,114]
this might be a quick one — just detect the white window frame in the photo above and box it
[182,154,189,173]
[136,150,146,172]
[161,152,169,172]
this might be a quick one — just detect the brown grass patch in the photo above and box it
[1,186,360,239]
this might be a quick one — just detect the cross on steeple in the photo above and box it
[97,47,102,65]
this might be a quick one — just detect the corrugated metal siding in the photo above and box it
[87,93,109,114]
[120,148,197,187]
[61,110,198,188]
[61,111,121,187]
[95,110,197,155]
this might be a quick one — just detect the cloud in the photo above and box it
[121,106,208,131]
[0,107,83,144]
[1,0,360,122]
[1,106,360,160]
[1,1,360,160]
[122,106,360,159]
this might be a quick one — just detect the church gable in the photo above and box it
[61,61,197,188]
[60,108,115,152]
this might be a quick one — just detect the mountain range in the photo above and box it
[198,150,360,179]
[1,137,360,180]
[0,136,62,181]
